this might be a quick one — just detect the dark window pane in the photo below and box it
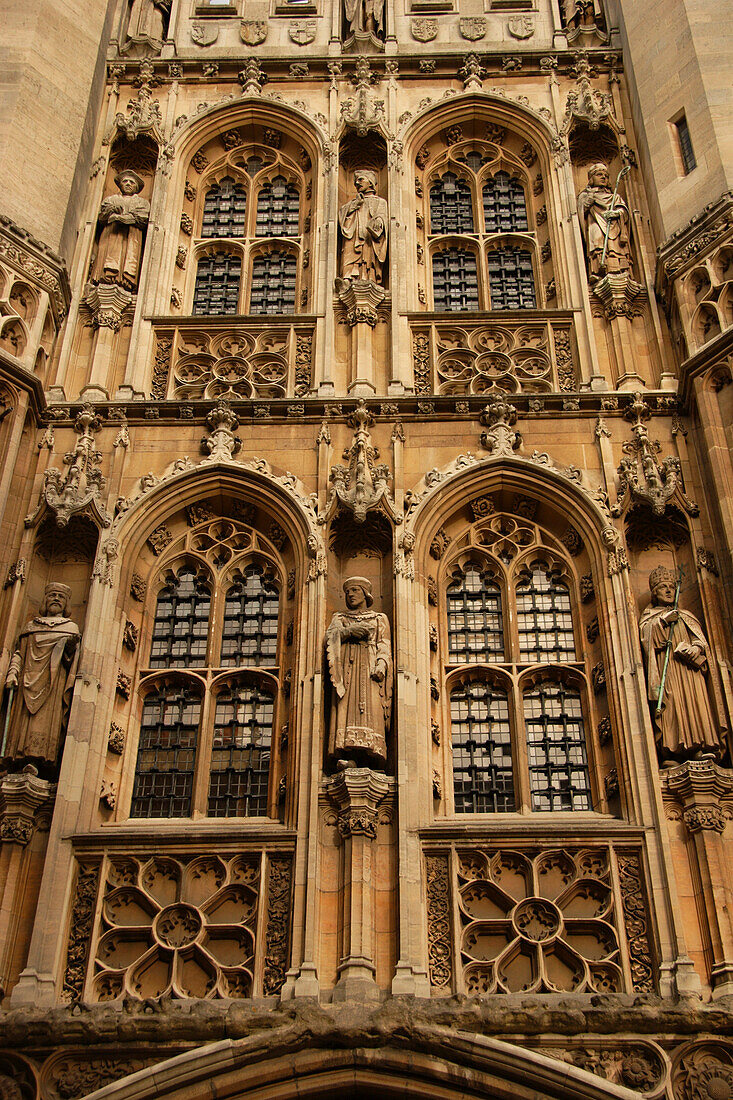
[447,567,504,663]
[675,116,697,174]
[149,569,211,669]
[250,250,297,314]
[201,176,247,238]
[483,171,528,233]
[523,680,591,811]
[220,567,279,667]
[255,175,300,237]
[131,685,200,818]
[193,252,242,315]
[487,247,535,309]
[208,682,274,817]
[433,249,479,311]
[516,567,575,662]
[450,679,515,812]
[430,173,474,234]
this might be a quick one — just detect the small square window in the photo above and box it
[673,114,697,176]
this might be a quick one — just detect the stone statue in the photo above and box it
[338,171,389,286]
[124,0,171,52]
[3,583,81,768]
[325,577,393,769]
[343,0,384,40]
[577,162,631,278]
[563,0,604,30]
[639,566,722,761]
[91,170,150,291]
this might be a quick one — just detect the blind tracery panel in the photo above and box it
[131,684,200,818]
[208,682,274,817]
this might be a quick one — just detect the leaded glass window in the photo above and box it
[201,176,247,238]
[433,249,479,312]
[430,173,474,234]
[255,176,300,237]
[208,682,274,817]
[483,172,528,233]
[221,568,279,666]
[131,685,200,818]
[516,567,575,662]
[193,252,242,315]
[149,568,211,668]
[523,680,591,811]
[487,248,536,309]
[450,680,515,812]
[250,251,297,314]
[447,567,504,663]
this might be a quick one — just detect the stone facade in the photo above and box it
[0,1,732,1098]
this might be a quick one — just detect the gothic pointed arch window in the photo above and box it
[182,130,311,315]
[414,123,551,312]
[432,507,609,817]
[128,510,292,821]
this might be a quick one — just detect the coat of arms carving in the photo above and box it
[459,17,486,41]
[240,19,267,45]
[411,17,438,41]
[190,21,219,46]
[289,19,317,45]
[507,15,534,39]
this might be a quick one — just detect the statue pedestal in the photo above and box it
[335,278,386,395]
[591,273,648,389]
[328,767,394,1002]
[83,282,135,399]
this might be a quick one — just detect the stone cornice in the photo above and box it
[0,213,71,324]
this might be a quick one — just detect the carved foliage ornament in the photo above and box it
[26,404,111,530]
[62,863,100,1001]
[322,400,398,525]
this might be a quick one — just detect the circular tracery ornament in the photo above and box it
[512,897,561,942]
[155,903,203,948]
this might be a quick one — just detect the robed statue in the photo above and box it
[639,566,723,761]
[124,0,171,52]
[577,162,631,278]
[343,0,384,40]
[326,577,393,769]
[338,171,389,286]
[3,583,81,769]
[562,0,605,31]
[91,170,150,292]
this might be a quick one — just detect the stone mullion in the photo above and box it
[285,568,325,997]
[10,572,121,1006]
[608,566,700,997]
[556,156,602,389]
[391,568,431,995]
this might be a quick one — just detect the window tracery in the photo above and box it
[432,510,605,816]
[182,132,311,316]
[128,512,289,821]
[414,123,551,312]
